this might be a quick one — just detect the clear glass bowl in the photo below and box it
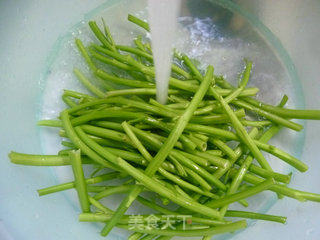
[1,0,320,239]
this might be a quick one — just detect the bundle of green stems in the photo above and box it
[9,15,320,239]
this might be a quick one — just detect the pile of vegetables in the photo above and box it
[9,15,320,240]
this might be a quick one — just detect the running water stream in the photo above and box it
[148,0,181,104]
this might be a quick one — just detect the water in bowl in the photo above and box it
[39,0,304,239]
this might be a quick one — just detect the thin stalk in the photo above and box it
[9,152,91,166]
[134,36,147,51]
[92,121,123,131]
[37,172,123,196]
[179,151,228,169]
[93,185,134,200]
[232,99,303,131]
[188,133,207,151]
[209,138,237,160]
[175,151,208,167]
[189,109,246,124]
[242,97,320,120]
[240,119,272,128]
[254,141,308,172]
[127,14,150,31]
[116,45,153,60]
[194,103,220,115]
[223,60,252,103]
[225,210,286,224]
[73,68,106,98]
[89,21,114,50]
[168,95,189,104]
[128,232,144,240]
[229,170,320,202]
[149,98,184,116]
[192,133,209,142]
[70,150,90,213]
[204,149,224,157]
[103,147,147,165]
[181,55,203,80]
[62,95,78,107]
[101,18,116,50]
[90,47,137,71]
[70,110,145,126]
[63,89,95,100]
[169,155,187,177]
[184,168,213,192]
[205,178,275,208]
[106,88,179,98]
[75,38,97,72]
[235,161,291,184]
[96,68,154,88]
[87,186,109,193]
[89,197,113,214]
